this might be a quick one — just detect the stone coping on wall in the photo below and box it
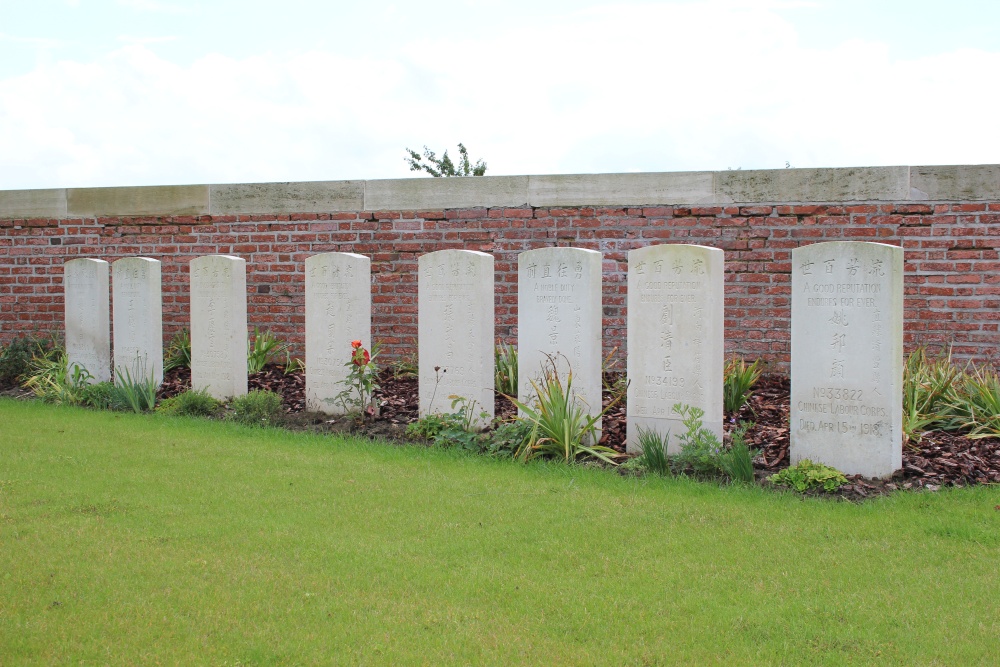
[2,164,999,220]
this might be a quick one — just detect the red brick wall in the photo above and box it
[2,201,999,371]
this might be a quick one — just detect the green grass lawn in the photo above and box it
[1,399,998,665]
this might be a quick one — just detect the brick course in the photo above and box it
[2,202,999,371]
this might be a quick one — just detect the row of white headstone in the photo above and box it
[62,241,902,478]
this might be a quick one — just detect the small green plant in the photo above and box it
[508,355,620,465]
[157,388,221,417]
[405,396,490,453]
[283,350,304,375]
[636,426,670,476]
[163,329,192,373]
[768,459,848,493]
[723,357,763,415]
[247,328,289,374]
[494,341,518,396]
[718,422,756,484]
[671,404,724,477]
[112,362,159,413]
[334,340,381,418]
[390,355,418,380]
[229,390,284,427]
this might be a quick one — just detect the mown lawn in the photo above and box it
[1,398,998,665]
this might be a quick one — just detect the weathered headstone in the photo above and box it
[190,255,248,400]
[517,247,602,431]
[626,244,724,453]
[112,257,163,386]
[304,252,371,414]
[791,241,903,478]
[418,249,495,427]
[64,258,111,383]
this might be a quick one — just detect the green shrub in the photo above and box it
[636,426,670,476]
[0,335,53,387]
[484,419,533,458]
[723,357,762,414]
[768,459,848,493]
[229,390,284,427]
[671,404,724,476]
[78,381,117,410]
[157,389,221,417]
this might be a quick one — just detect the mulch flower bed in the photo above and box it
[47,365,996,498]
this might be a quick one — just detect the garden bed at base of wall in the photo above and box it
[152,367,1000,501]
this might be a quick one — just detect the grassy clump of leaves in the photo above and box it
[157,388,221,417]
[494,342,518,396]
[112,363,159,413]
[718,422,756,484]
[247,327,289,374]
[163,328,192,373]
[636,426,670,476]
[903,346,963,445]
[723,356,763,415]
[21,345,96,406]
[509,356,620,465]
[229,389,285,427]
[948,365,1000,439]
[768,459,849,493]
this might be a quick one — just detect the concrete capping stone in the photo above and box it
[909,164,1000,201]
[365,175,528,210]
[714,166,911,203]
[0,188,67,219]
[210,180,364,215]
[527,171,715,207]
[67,185,209,217]
[4,164,1000,220]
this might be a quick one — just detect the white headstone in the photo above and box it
[418,249,495,426]
[64,258,111,383]
[517,247,602,432]
[305,252,371,415]
[190,255,248,400]
[112,257,163,386]
[791,241,903,478]
[626,245,724,453]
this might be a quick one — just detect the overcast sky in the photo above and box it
[1,0,998,190]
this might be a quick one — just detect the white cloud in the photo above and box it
[1,3,998,190]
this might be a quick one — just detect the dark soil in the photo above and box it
[19,363,999,499]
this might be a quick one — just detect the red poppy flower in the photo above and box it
[353,348,370,366]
